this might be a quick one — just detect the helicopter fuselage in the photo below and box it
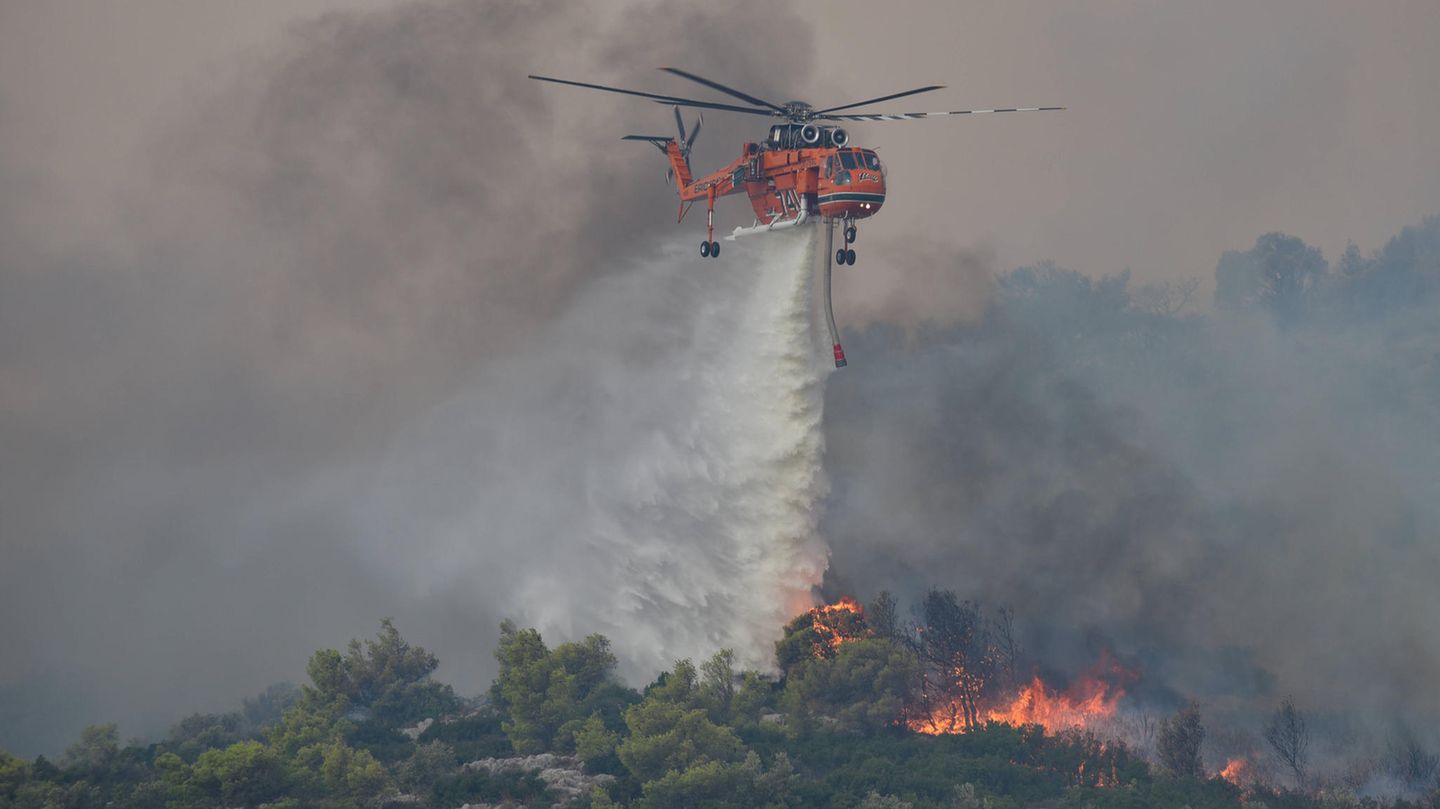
[674,140,885,227]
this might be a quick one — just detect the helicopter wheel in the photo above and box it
[844,225,857,243]
[836,248,847,265]
[845,249,857,265]
[709,241,720,257]
[700,240,711,257]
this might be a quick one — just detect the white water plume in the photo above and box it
[350,229,831,679]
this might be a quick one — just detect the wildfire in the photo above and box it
[987,674,1125,734]
[1220,757,1251,787]
[808,596,866,656]
[910,654,1137,736]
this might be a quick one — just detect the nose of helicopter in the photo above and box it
[816,150,886,220]
[817,177,885,220]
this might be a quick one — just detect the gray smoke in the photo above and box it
[0,0,816,755]
[822,250,1440,769]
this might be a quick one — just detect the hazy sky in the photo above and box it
[2,0,1439,756]
[6,2,1438,279]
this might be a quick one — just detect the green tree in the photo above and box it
[491,623,629,754]
[731,671,778,726]
[0,750,29,804]
[573,713,620,773]
[190,741,287,809]
[319,740,391,802]
[166,712,248,761]
[617,661,747,783]
[700,648,737,722]
[782,638,919,734]
[62,724,119,779]
[857,791,913,809]
[303,619,457,729]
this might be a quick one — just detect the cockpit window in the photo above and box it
[861,151,882,171]
[838,151,857,170]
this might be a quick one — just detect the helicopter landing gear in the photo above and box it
[837,220,858,265]
[700,187,719,259]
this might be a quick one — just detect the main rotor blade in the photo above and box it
[813,85,946,115]
[649,99,775,116]
[529,74,770,115]
[673,105,687,142]
[821,105,1065,121]
[658,67,788,115]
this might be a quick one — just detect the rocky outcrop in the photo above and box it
[459,753,615,808]
[400,717,435,740]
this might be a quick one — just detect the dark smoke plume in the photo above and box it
[822,247,1440,768]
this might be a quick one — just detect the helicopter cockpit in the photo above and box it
[824,149,886,185]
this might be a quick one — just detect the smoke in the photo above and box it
[0,0,818,754]
[821,251,1440,764]
[345,230,830,680]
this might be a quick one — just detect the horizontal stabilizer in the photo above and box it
[622,134,673,154]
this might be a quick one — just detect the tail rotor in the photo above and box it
[673,105,702,161]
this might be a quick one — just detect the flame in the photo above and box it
[808,596,865,656]
[987,674,1125,734]
[909,653,1136,736]
[1220,757,1250,787]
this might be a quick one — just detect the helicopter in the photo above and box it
[529,67,1062,367]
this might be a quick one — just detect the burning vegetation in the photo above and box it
[12,610,1440,808]
[781,590,1137,742]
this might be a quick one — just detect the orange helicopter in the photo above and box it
[530,67,1062,367]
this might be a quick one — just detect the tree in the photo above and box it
[491,622,628,754]
[991,606,1020,692]
[617,660,747,783]
[301,619,456,729]
[190,740,287,809]
[1263,696,1309,787]
[167,712,248,761]
[62,724,119,776]
[912,590,997,732]
[781,638,919,734]
[1255,233,1326,323]
[241,682,301,730]
[731,671,777,727]
[1215,233,1326,323]
[700,649,737,722]
[857,791,913,809]
[573,713,620,772]
[318,740,391,801]
[0,750,28,804]
[868,591,900,641]
[1157,702,1206,779]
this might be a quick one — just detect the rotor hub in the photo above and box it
[782,101,816,122]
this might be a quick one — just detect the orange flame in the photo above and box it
[909,653,1136,736]
[986,674,1125,734]
[809,596,865,656]
[1220,757,1250,787]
